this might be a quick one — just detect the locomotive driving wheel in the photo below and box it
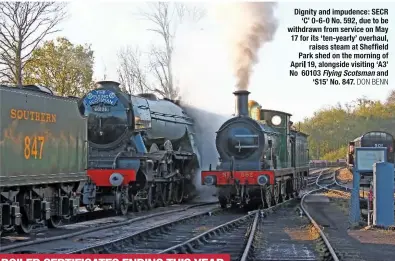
[273,183,280,205]
[265,187,272,208]
[132,195,142,212]
[146,185,156,210]
[173,179,185,204]
[16,192,32,234]
[115,188,128,215]
[47,215,62,228]
[280,182,287,200]
[86,204,96,212]
[287,179,294,199]
[159,183,170,206]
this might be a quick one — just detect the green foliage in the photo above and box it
[321,146,348,161]
[298,94,395,160]
[24,37,95,97]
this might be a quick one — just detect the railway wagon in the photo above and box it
[0,84,87,234]
[201,91,309,209]
[79,81,200,214]
[347,131,394,187]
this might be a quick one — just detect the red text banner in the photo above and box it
[0,254,230,261]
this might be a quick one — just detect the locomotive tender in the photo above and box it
[79,81,200,214]
[347,131,394,187]
[0,84,87,234]
[201,90,309,208]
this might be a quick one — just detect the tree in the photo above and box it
[386,90,395,105]
[0,2,67,86]
[117,46,151,94]
[24,37,94,97]
[298,91,395,160]
[117,3,205,98]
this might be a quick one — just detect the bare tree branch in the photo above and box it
[138,2,205,99]
[0,2,67,85]
[117,46,153,94]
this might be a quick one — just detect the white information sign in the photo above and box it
[356,149,386,171]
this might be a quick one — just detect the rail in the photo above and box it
[240,168,340,261]
[300,169,340,261]
[0,202,218,253]
[4,169,342,257]
[65,198,294,255]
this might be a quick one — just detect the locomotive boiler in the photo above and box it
[0,84,87,235]
[201,90,309,208]
[79,81,200,214]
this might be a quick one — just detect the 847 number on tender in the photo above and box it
[24,135,45,160]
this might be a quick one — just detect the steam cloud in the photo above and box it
[215,2,278,90]
[182,105,229,202]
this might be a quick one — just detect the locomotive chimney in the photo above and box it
[96,80,121,91]
[233,90,250,117]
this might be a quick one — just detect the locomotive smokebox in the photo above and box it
[96,80,121,91]
[233,90,250,117]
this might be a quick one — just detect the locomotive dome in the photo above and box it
[79,81,134,148]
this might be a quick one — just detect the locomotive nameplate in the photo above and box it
[85,89,118,106]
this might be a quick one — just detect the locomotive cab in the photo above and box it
[260,109,292,169]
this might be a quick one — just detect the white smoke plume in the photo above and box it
[172,21,234,201]
[182,106,229,202]
[172,3,278,201]
[214,2,278,90]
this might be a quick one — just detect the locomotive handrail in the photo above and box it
[150,116,194,125]
[150,111,193,121]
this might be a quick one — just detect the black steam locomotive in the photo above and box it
[202,90,310,208]
[79,81,200,214]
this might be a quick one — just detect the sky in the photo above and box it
[54,1,394,122]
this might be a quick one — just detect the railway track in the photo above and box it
[0,202,218,253]
[2,167,335,257]
[2,167,327,239]
[62,200,296,256]
[236,169,340,261]
[1,192,214,239]
[36,169,338,259]
[305,169,374,261]
[310,169,395,261]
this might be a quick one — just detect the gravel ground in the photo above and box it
[252,200,322,261]
[337,169,353,183]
